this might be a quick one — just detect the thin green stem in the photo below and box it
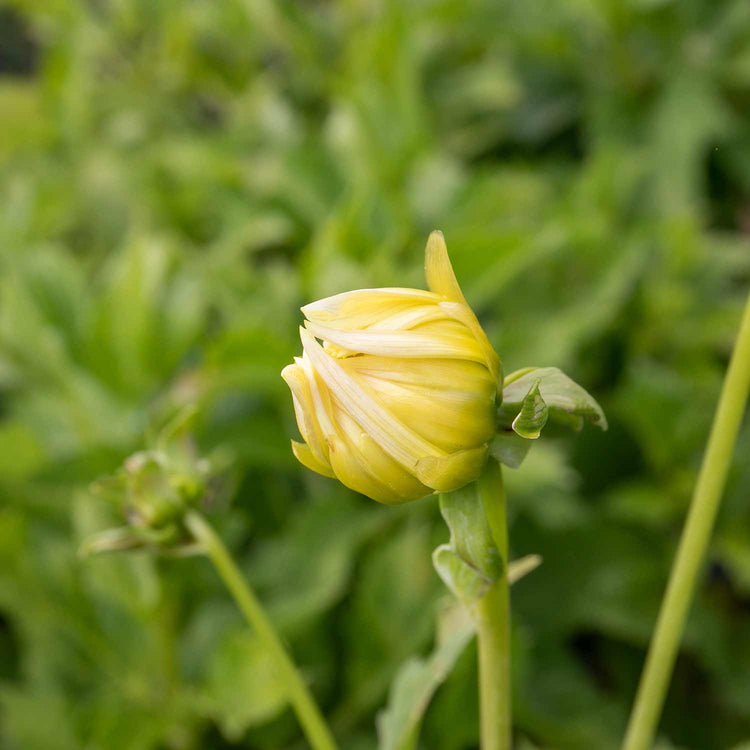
[622,292,750,750]
[184,511,338,750]
[477,460,511,750]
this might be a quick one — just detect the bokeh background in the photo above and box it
[2,1,750,748]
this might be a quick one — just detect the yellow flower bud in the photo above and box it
[281,231,501,504]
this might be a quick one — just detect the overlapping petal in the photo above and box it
[302,288,441,330]
[304,320,486,362]
[346,360,495,453]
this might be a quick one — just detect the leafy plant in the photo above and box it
[2,0,750,748]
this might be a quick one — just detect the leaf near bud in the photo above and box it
[492,367,607,469]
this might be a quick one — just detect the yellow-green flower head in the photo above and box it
[282,231,501,504]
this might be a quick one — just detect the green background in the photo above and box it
[2,1,750,748]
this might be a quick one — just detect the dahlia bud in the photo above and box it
[282,231,501,504]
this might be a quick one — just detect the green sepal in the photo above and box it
[499,367,607,431]
[510,378,548,439]
[78,525,203,558]
[492,367,607,468]
[488,430,533,469]
[78,526,147,557]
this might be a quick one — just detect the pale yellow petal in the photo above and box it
[364,304,448,331]
[304,320,485,363]
[350,373,495,453]
[332,406,431,502]
[415,445,489,493]
[297,352,333,440]
[327,434,404,504]
[345,356,495,392]
[281,362,329,465]
[291,440,335,478]
[424,231,467,304]
[439,301,501,385]
[302,288,441,330]
[356,433,431,502]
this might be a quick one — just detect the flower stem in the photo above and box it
[476,460,511,750]
[184,511,338,750]
[622,292,750,750]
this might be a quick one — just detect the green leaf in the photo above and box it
[379,556,541,750]
[376,605,475,750]
[510,378,548,439]
[434,468,543,603]
[438,482,502,583]
[432,545,493,603]
[433,547,543,607]
[500,367,607,432]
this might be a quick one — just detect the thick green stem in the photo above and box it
[622,292,750,750]
[185,511,338,750]
[477,460,512,750]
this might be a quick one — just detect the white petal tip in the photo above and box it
[280,363,296,383]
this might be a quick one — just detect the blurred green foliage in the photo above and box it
[1,0,750,748]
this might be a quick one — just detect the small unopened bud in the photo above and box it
[282,232,501,504]
[81,407,232,556]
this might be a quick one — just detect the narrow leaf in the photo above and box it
[508,554,542,584]
[380,556,541,750]
[376,605,475,750]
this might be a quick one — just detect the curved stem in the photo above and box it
[622,292,750,750]
[185,511,338,750]
[477,460,511,750]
